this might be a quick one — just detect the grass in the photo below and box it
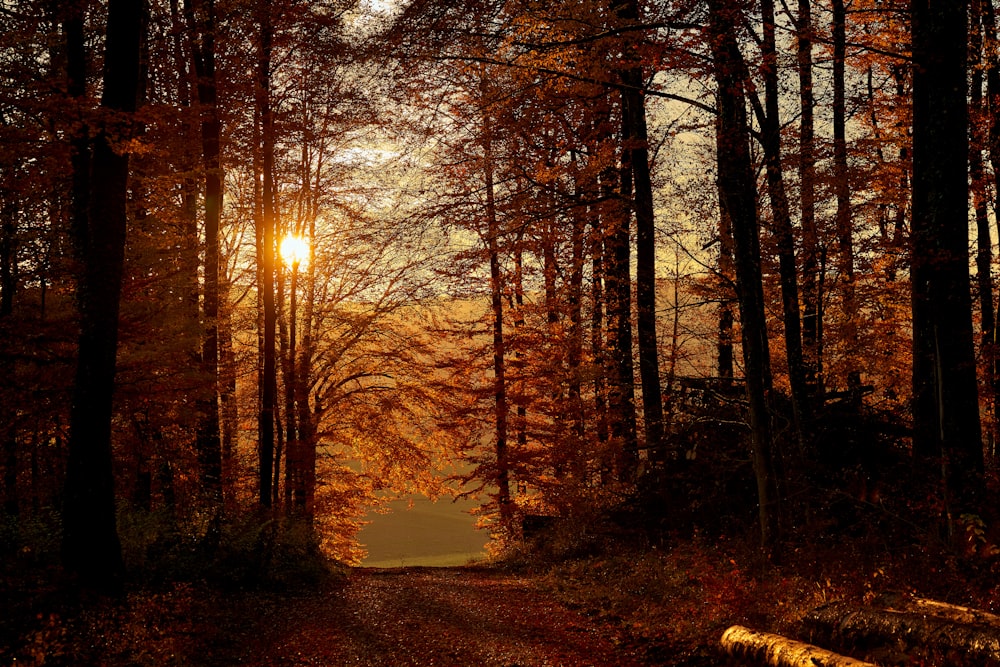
[357,495,486,567]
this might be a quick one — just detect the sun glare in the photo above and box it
[280,234,310,267]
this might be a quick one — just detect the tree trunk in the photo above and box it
[874,591,1000,628]
[257,0,277,509]
[971,0,996,453]
[186,0,222,506]
[796,0,820,395]
[61,0,144,592]
[759,0,809,449]
[484,119,513,529]
[833,0,859,395]
[219,274,237,511]
[910,0,983,530]
[512,232,527,455]
[1,194,16,517]
[980,0,1000,449]
[568,156,587,477]
[707,0,781,551]
[605,107,640,479]
[806,602,1000,661]
[617,0,664,460]
[297,212,317,517]
[717,198,735,381]
[720,625,876,667]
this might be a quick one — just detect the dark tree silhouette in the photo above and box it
[61,0,145,592]
[910,0,983,533]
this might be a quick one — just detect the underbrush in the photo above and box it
[523,528,1000,666]
[0,509,349,666]
[116,509,348,591]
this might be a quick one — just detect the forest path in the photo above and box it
[218,566,645,666]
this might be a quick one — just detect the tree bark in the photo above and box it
[568,155,587,476]
[971,0,996,451]
[717,200,735,381]
[484,114,513,528]
[186,0,223,506]
[806,602,1000,661]
[759,0,809,448]
[1,194,16,517]
[257,0,277,509]
[707,0,781,551]
[874,591,1000,628]
[720,625,876,667]
[832,0,859,395]
[980,0,1000,448]
[62,0,144,592]
[910,0,983,528]
[796,0,820,395]
[617,0,664,460]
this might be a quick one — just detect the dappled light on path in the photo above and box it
[242,567,643,666]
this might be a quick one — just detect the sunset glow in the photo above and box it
[280,233,310,267]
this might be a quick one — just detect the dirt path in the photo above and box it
[221,566,646,666]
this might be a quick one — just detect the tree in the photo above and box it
[256,0,278,509]
[910,0,983,533]
[61,0,145,591]
[185,0,224,511]
[706,0,781,551]
[615,0,664,462]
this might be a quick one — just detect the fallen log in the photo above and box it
[720,625,876,667]
[805,601,1000,662]
[873,591,1000,628]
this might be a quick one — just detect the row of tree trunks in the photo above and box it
[720,625,876,667]
[805,600,1000,662]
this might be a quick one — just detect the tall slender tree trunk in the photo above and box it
[483,115,513,528]
[512,232,527,454]
[971,0,996,455]
[285,263,301,511]
[833,0,859,395]
[62,0,144,592]
[981,0,1000,450]
[707,0,781,552]
[568,155,587,477]
[910,0,983,534]
[256,0,277,509]
[759,0,808,449]
[219,275,237,510]
[797,0,820,395]
[187,0,222,506]
[717,168,735,382]
[297,212,317,517]
[1,194,16,517]
[617,0,664,460]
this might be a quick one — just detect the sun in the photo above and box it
[280,234,310,267]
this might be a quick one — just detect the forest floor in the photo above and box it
[4,535,1000,666]
[3,564,647,666]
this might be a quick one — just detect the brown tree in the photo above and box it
[61,0,144,591]
[910,0,983,532]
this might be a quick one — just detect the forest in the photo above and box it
[3,0,1000,664]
